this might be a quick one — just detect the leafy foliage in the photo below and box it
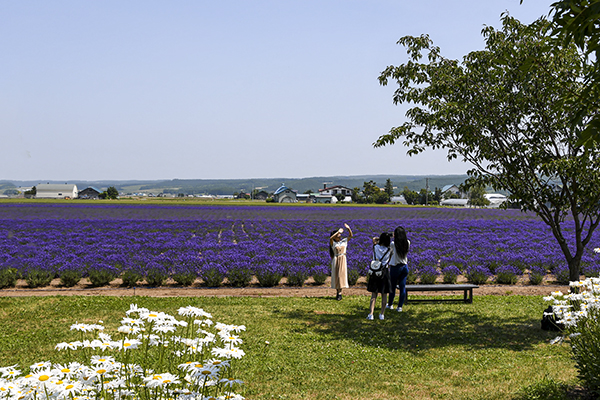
[0,268,18,289]
[121,268,144,287]
[347,268,360,286]
[227,267,253,287]
[25,269,53,288]
[200,264,224,287]
[145,263,169,287]
[286,269,309,287]
[87,264,118,287]
[58,269,82,287]
[377,15,600,281]
[549,0,600,146]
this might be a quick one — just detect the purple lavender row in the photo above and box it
[0,204,598,288]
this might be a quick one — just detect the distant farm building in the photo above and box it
[273,184,297,203]
[319,185,351,197]
[319,184,352,202]
[36,183,78,199]
[390,195,408,205]
[78,187,101,199]
[253,190,269,201]
[441,184,464,198]
[485,193,508,208]
[311,194,333,203]
[440,198,469,207]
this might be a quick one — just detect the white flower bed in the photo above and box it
[545,277,600,392]
[0,304,246,400]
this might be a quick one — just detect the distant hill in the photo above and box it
[1,175,468,196]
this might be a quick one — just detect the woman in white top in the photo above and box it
[329,223,353,301]
[388,226,410,312]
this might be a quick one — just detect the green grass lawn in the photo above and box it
[0,295,574,400]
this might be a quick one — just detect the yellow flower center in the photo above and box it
[164,380,171,383]
[65,385,74,390]
[96,369,106,374]
[124,343,131,347]
[202,370,212,375]
[61,368,70,373]
[38,375,49,382]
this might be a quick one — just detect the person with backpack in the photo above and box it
[387,226,410,312]
[329,223,353,300]
[367,232,392,320]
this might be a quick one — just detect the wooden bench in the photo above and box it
[405,284,479,304]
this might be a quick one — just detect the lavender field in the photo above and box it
[1,203,599,288]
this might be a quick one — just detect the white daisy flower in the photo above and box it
[30,361,51,371]
[143,373,180,388]
[219,377,244,387]
[126,304,149,316]
[178,306,212,319]
[91,356,115,365]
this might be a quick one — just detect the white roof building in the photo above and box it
[440,198,469,207]
[484,193,508,208]
[36,183,78,199]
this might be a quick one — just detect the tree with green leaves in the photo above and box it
[376,15,600,281]
[384,178,394,201]
[107,186,119,200]
[467,185,490,208]
[24,186,36,197]
[433,187,442,203]
[533,0,600,145]
[401,187,419,205]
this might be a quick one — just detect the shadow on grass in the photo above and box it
[278,296,556,353]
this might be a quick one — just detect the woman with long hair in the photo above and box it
[388,226,410,312]
[329,223,353,300]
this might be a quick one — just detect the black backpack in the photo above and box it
[541,306,564,331]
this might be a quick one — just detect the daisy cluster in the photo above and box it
[1,203,599,288]
[544,277,600,340]
[544,277,600,392]
[0,304,246,400]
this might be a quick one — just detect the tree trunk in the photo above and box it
[568,253,582,284]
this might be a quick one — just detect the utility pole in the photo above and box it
[426,178,429,206]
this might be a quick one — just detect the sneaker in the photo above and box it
[385,304,391,309]
[366,314,374,320]
[379,314,385,320]
[397,307,403,312]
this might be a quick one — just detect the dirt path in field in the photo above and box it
[0,276,569,298]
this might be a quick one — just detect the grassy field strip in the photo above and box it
[0,295,573,400]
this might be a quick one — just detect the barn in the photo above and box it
[273,184,297,203]
[79,187,101,199]
[36,183,79,199]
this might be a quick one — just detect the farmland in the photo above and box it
[1,202,599,289]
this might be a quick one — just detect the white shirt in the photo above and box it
[373,244,392,266]
[390,240,410,266]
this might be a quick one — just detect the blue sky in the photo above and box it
[1,1,555,181]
